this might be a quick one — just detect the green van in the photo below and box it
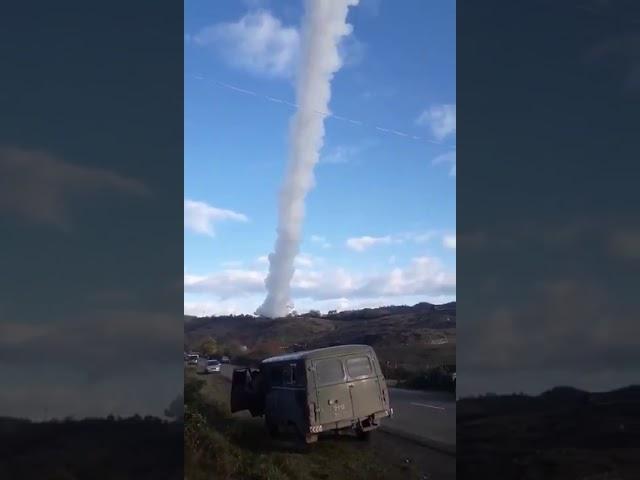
[230,344,393,443]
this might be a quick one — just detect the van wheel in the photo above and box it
[294,425,317,446]
[265,415,279,438]
[356,428,371,441]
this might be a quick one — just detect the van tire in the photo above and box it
[294,425,317,446]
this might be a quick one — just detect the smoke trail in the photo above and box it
[256,0,359,318]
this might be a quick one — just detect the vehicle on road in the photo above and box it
[221,355,230,363]
[186,353,199,365]
[200,358,221,374]
[230,344,393,444]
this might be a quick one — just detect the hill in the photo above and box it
[184,302,456,378]
[0,416,183,479]
[458,386,640,479]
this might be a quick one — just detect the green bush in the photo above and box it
[397,367,455,392]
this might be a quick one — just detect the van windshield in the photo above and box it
[315,358,345,386]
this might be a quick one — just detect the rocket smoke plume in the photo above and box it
[256,0,359,318]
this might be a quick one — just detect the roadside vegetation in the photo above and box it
[382,364,456,393]
[0,415,182,479]
[184,370,428,480]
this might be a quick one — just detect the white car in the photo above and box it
[186,354,199,365]
[201,358,221,374]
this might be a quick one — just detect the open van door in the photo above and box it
[230,368,265,416]
[230,368,251,413]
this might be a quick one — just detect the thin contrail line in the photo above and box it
[188,73,456,149]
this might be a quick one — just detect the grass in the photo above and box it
[184,370,426,480]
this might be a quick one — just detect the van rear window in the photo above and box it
[346,356,373,378]
[315,358,345,386]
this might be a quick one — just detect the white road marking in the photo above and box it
[410,402,446,410]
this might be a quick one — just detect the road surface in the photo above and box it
[383,387,455,452]
[219,364,455,452]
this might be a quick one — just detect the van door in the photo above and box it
[313,357,354,425]
[345,355,384,419]
[231,368,265,416]
[230,368,252,413]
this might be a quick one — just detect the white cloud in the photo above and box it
[310,235,332,248]
[322,145,360,164]
[185,268,265,298]
[346,235,393,251]
[185,296,264,317]
[416,104,456,140]
[443,234,456,250]
[0,146,149,229]
[257,252,318,268]
[432,150,456,177]
[192,10,299,78]
[321,139,376,165]
[184,199,248,237]
[346,231,438,251]
[184,256,455,310]
[295,253,315,268]
[185,294,450,318]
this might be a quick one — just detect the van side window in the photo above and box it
[270,365,283,387]
[283,364,296,385]
[346,356,373,378]
[315,358,345,386]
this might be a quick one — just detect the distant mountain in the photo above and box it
[184,302,456,372]
[458,384,640,420]
[458,385,640,479]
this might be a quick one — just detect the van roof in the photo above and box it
[261,344,373,364]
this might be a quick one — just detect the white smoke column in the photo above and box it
[256,0,359,318]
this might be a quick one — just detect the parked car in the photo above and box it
[230,344,393,444]
[186,353,199,365]
[199,358,221,374]
[221,355,230,363]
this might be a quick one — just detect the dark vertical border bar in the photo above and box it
[0,1,184,478]
[458,1,640,478]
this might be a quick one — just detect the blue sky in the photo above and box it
[184,0,456,316]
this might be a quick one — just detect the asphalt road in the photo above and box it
[219,364,455,452]
[383,387,455,451]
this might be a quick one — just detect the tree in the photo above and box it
[198,337,219,357]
